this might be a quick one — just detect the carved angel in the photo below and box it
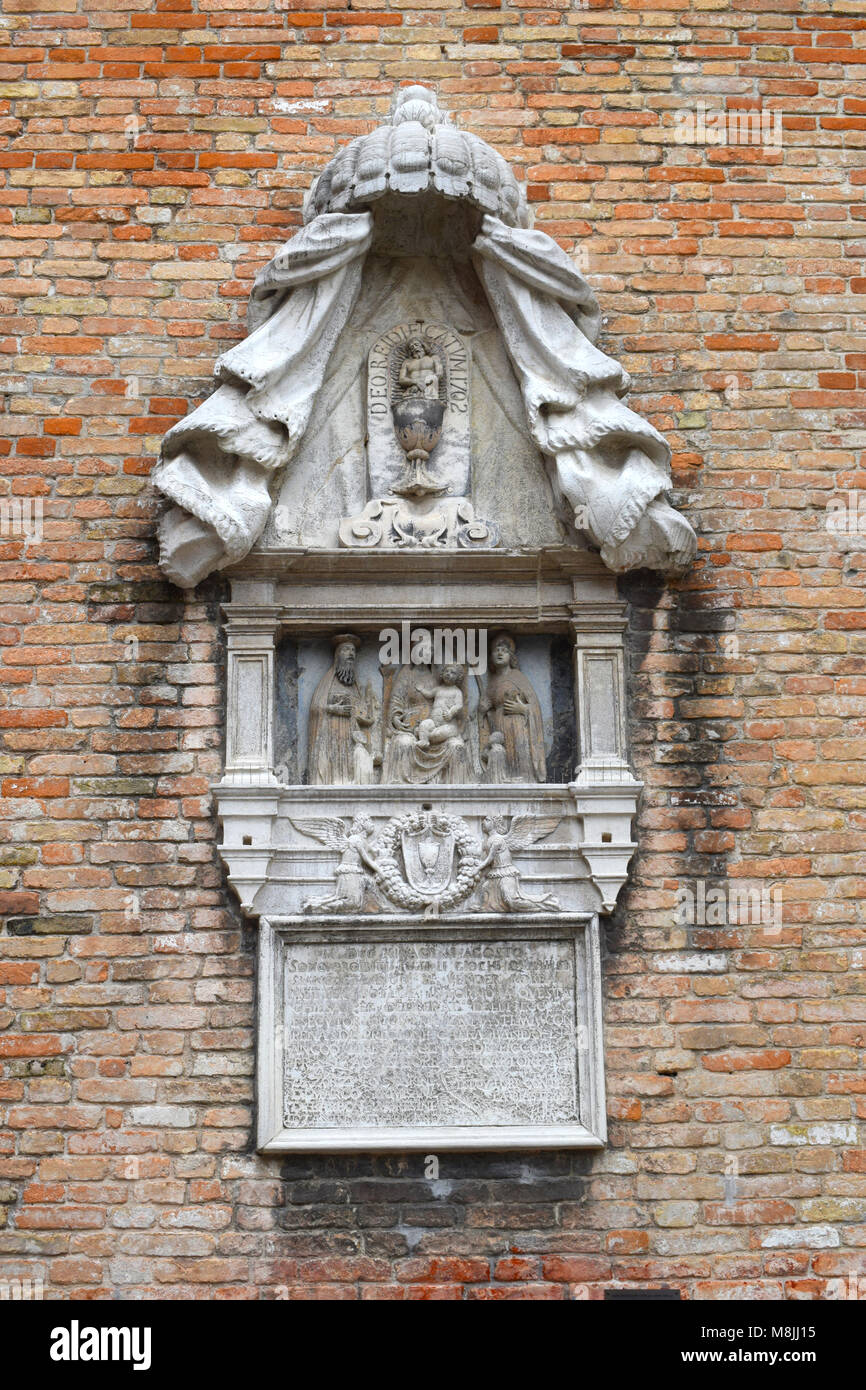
[478,814,561,913]
[291,814,379,913]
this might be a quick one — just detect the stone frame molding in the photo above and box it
[212,549,637,1153]
[216,551,642,925]
[257,912,607,1153]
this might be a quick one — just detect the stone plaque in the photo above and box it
[258,916,607,1152]
[283,939,576,1129]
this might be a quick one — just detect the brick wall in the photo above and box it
[1,0,864,1300]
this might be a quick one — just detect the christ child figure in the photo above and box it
[415,664,464,748]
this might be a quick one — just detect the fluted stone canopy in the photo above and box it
[306,86,530,229]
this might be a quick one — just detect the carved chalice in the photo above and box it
[391,395,446,497]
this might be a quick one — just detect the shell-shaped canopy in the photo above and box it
[306,86,530,229]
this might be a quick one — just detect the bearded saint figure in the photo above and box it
[307,634,377,785]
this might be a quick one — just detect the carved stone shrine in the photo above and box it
[154,87,696,1152]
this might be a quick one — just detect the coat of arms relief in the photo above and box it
[292,809,562,918]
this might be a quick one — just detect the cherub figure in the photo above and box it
[398,337,442,401]
[478,814,561,913]
[291,814,379,912]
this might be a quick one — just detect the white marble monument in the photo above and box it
[154,87,695,1153]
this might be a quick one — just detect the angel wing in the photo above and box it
[505,814,561,852]
[289,817,348,851]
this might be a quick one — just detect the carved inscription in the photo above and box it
[367,321,471,501]
[282,938,578,1129]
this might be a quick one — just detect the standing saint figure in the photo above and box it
[479,631,547,783]
[307,634,377,785]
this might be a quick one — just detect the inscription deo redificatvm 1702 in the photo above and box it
[367,320,470,502]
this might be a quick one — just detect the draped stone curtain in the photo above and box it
[153,212,373,588]
[153,209,695,587]
[472,216,696,574]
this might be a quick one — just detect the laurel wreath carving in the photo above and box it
[374,810,482,912]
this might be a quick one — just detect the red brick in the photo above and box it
[0,0,861,1307]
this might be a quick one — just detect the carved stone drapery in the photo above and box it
[472,218,696,574]
[154,86,696,587]
[153,213,373,588]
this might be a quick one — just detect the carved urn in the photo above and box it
[391,395,446,495]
